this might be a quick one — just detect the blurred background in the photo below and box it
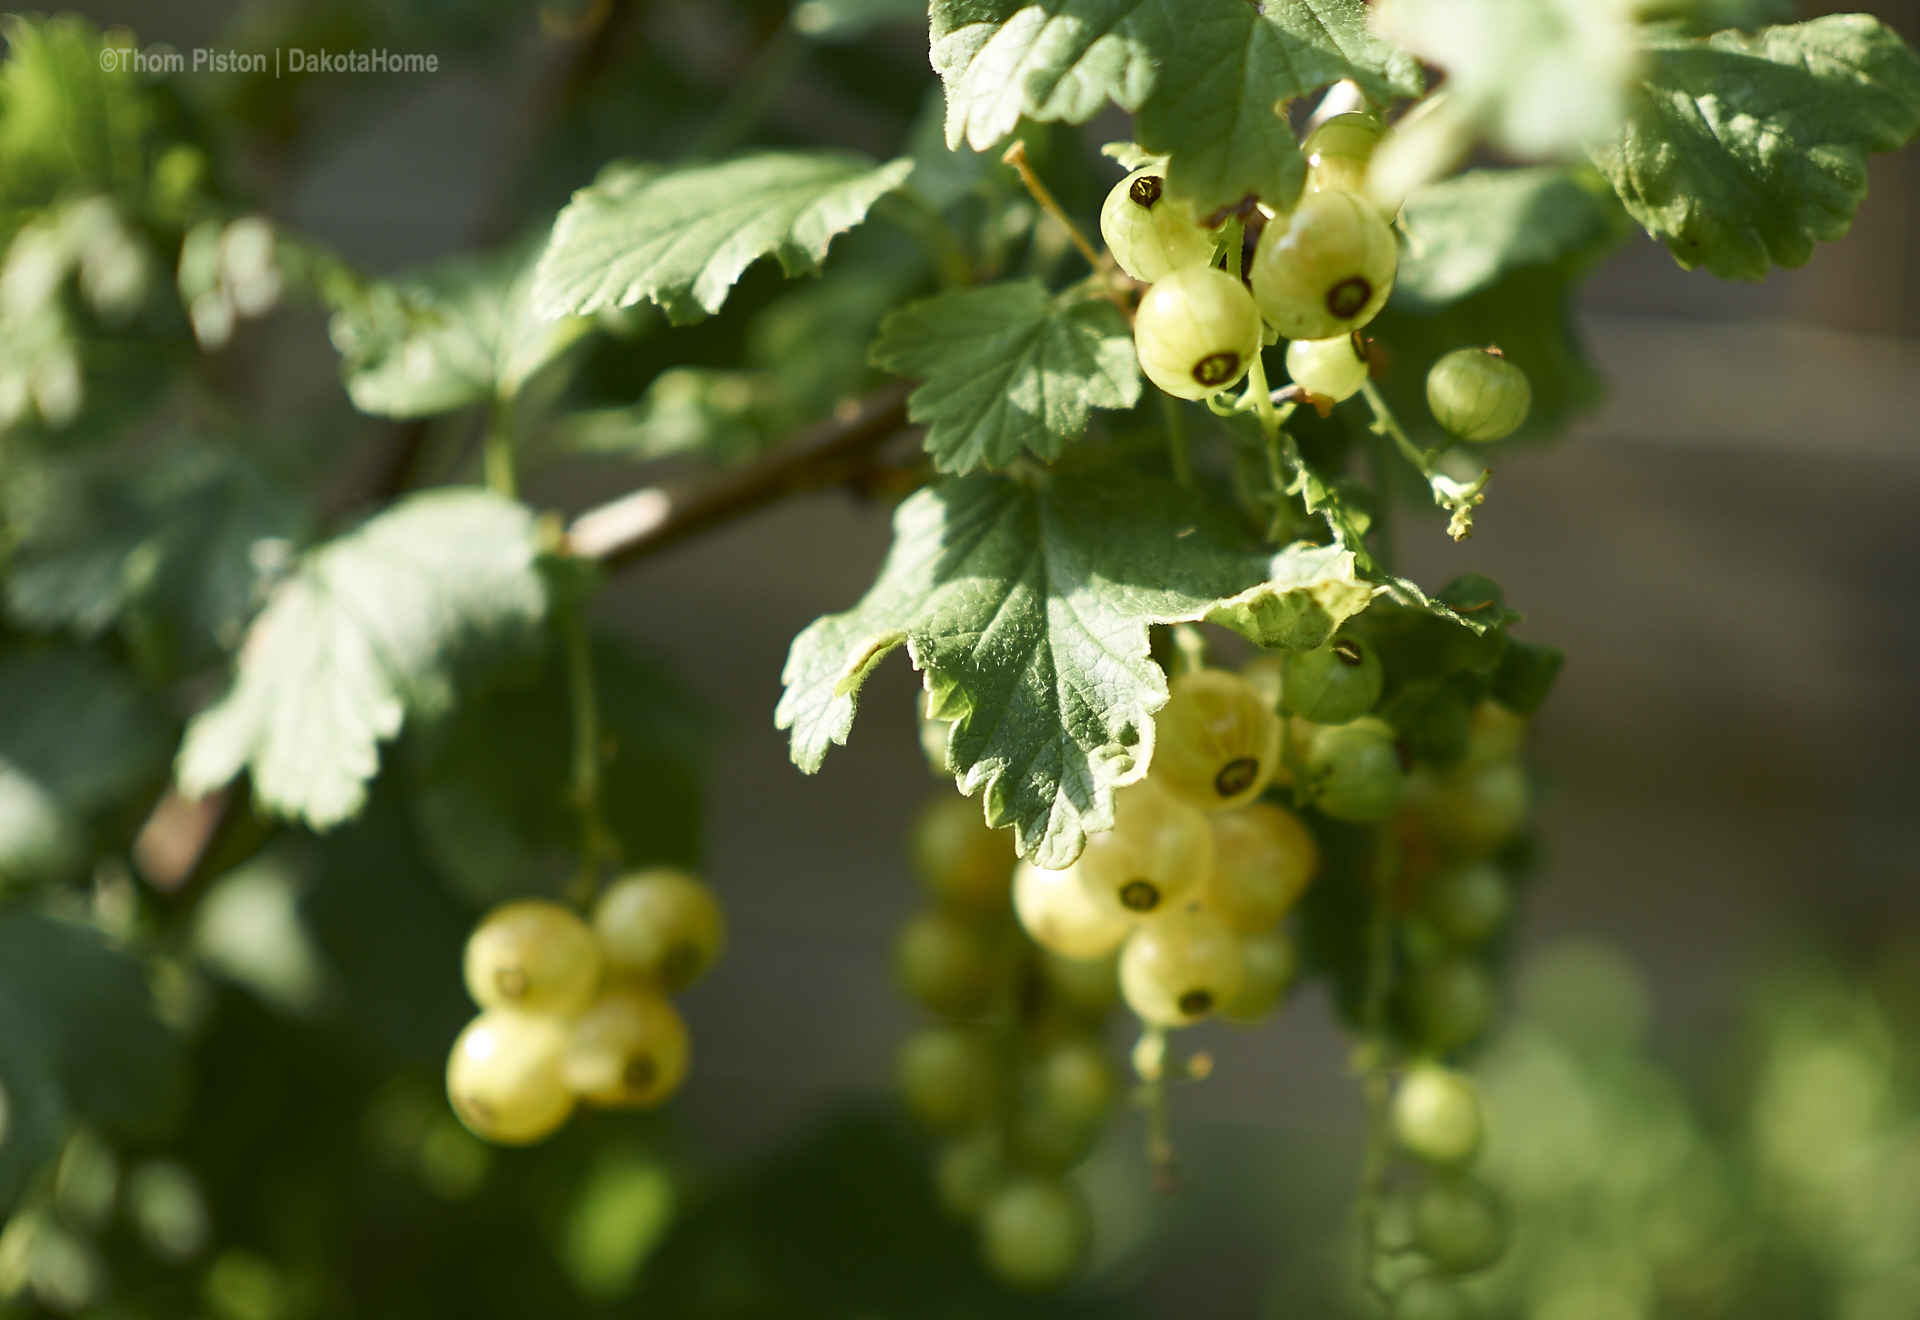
[26,0,1920,1316]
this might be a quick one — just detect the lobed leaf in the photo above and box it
[777,470,1267,867]
[176,490,548,831]
[532,152,913,325]
[1395,167,1627,310]
[869,281,1139,472]
[1590,14,1920,281]
[1204,540,1375,651]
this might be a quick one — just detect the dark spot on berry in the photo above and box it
[1193,352,1240,387]
[494,966,528,1001]
[1178,989,1214,1016]
[1326,276,1372,319]
[624,1055,657,1093]
[661,942,700,990]
[1120,879,1161,912]
[1215,757,1260,797]
[1129,175,1163,209]
[1333,638,1363,667]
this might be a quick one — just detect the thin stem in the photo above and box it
[1000,140,1110,279]
[483,398,517,499]
[690,21,811,158]
[1247,350,1282,444]
[1132,1027,1182,1193]
[1160,392,1191,486]
[1366,423,1399,576]
[563,604,610,908]
[1353,824,1401,1308]
[1358,377,1489,541]
[1358,377,1431,478]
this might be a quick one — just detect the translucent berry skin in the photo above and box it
[1219,927,1297,1024]
[1251,191,1397,340]
[446,1010,574,1145]
[1151,669,1284,811]
[1392,1064,1485,1167]
[560,988,690,1109]
[1206,803,1318,932]
[1390,1277,1474,1320]
[1412,1174,1507,1273]
[1409,761,1531,856]
[896,1024,999,1133]
[893,909,1004,1018]
[1119,899,1244,1027]
[462,901,602,1017]
[1304,113,1394,217]
[1404,957,1496,1053]
[1099,168,1217,283]
[1013,862,1132,959]
[1134,265,1264,401]
[1282,634,1383,725]
[1284,333,1370,402]
[1305,717,1406,823]
[1075,780,1212,917]
[1422,862,1510,948]
[979,1177,1089,1290]
[592,868,725,992]
[1426,348,1532,442]
[910,794,1017,917]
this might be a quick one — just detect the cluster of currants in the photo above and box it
[892,795,1123,1291]
[445,869,725,1145]
[1376,1062,1506,1319]
[1103,114,1532,444]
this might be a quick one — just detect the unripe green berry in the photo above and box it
[1404,957,1496,1053]
[1119,899,1244,1027]
[980,1177,1089,1290]
[592,868,726,992]
[910,793,1017,917]
[1134,265,1263,401]
[1282,634,1383,725]
[463,900,601,1017]
[560,988,690,1109]
[1392,1064,1485,1167]
[1218,927,1297,1024]
[1205,803,1317,932]
[1251,191,1397,340]
[894,909,1005,1017]
[1305,717,1406,823]
[1412,1174,1507,1273]
[1409,761,1531,856]
[1032,1037,1117,1130]
[896,1024,998,1133]
[1390,1277,1475,1320]
[1284,333,1369,402]
[1422,863,1510,948]
[1100,169,1217,283]
[934,1130,1004,1219]
[1151,668,1283,811]
[1426,348,1532,442]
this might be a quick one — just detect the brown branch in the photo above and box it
[565,380,918,569]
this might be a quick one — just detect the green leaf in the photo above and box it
[933,0,1420,215]
[5,444,309,675]
[0,16,150,222]
[331,230,594,417]
[1377,0,1639,159]
[0,649,169,885]
[1203,540,1375,651]
[1491,637,1564,713]
[562,368,785,465]
[0,908,188,1209]
[1395,167,1627,310]
[1590,15,1920,281]
[408,629,711,904]
[176,490,549,831]
[777,470,1266,866]
[532,153,914,325]
[870,282,1139,473]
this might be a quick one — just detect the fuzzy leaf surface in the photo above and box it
[532,153,913,324]
[1395,167,1626,309]
[870,281,1139,472]
[177,490,547,830]
[777,470,1264,866]
[1590,14,1920,280]
[332,231,593,416]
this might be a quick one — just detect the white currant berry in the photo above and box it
[1282,633,1384,725]
[1134,264,1263,401]
[1408,761,1530,855]
[1412,1174,1507,1273]
[980,1177,1089,1290]
[893,909,1005,1017]
[910,794,1016,917]
[1392,1064,1485,1168]
[592,868,726,992]
[1404,957,1496,1053]
[1205,802,1318,932]
[1119,899,1244,1027]
[1075,780,1212,917]
[1251,191,1397,340]
[1151,668,1284,811]
[1305,717,1406,823]
[1304,113,1402,219]
[1421,862,1510,948]
[1032,1037,1117,1130]
[446,1010,574,1145]
[560,988,690,1108]
[1426,348,1532,443]
[897,1023,999,1133]
[1219,927,1297,1024]
[1284,333,1370,402]
[462,900,601,1017]
[1013,861,1132,960]
[1099,168,1217,283]
[934,1129,1005,1219]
